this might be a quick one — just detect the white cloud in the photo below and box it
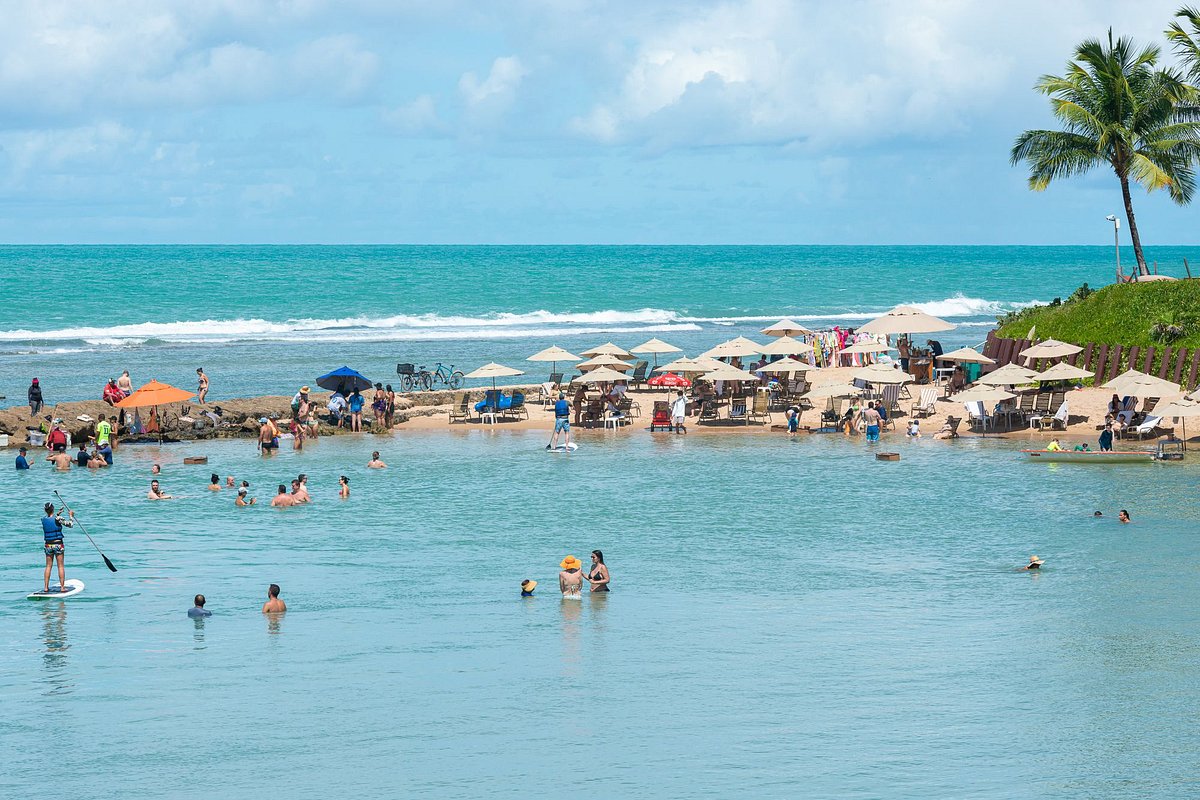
[459,56,528,109]
[383,94,446,136]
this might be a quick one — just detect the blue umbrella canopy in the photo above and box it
[316,366,372,394]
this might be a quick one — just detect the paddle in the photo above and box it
[53,491,117,572]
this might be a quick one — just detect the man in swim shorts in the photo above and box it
[548,392,571,449]
[671,390,688,434]
[258,418,278,453]
[271,485,295,507]
[862,401,882,442]
[262,584,286,613]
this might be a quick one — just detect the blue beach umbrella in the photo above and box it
[316,366,372,394]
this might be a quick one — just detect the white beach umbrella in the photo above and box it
[759,335,814,356]
[581,342,632,358]
[761,318,814,337]
[1019,338,1083,361]
[703,336,766,359]
[629,337,681,368]
[571,366,631,384]
[700,365,760,382]
[1036,362,1092,382]
[757,357,813,374]
[956,385,1016,404]
[803,383,862,400]
[464,362,525,392]
[851,363,908,385]
[858,305,956,335]
[1102,369,1180,397]
[1154,395,1200,446]
[527,345,581,375]
[937,347,995,364]
[978,363,1040,386]
[839,340,894,355]
[655,357,705,374]
[576,354,634,371]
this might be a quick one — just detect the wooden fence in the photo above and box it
[982,331,1200,391]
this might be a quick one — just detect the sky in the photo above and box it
[1,0,1198,245]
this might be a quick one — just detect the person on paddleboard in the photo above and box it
[41,502,74,593]
[547,392,572,450]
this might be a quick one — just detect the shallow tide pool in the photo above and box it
[1,430,1197,799]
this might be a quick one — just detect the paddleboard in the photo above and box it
[28,579,85,600]
[548,443,579,452]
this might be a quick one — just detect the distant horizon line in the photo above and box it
[2,242,1199,248]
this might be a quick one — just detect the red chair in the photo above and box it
[649,401,672,431]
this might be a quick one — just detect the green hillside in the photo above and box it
[996,279,1200,348]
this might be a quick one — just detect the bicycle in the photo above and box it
[396,362,464,391]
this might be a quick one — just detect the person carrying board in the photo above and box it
[41,502,74,593]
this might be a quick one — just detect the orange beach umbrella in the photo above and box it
[115,380,195,408]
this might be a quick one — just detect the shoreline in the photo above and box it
[2,367,1184,450]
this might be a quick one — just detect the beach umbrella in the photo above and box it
[858,305,956,335]
[581,342,632,358]
[761,318,814,337]
[630,337,681,367]
[757,357,812,374]
[937,347,995,364]
[647,373,691,388]
[703,336,765,359]
[978,363,1040,386]
[115,379,194,408]
[759,336,814,356]
[956,385,1016,403]
[1036,362,1092,382]
[571,366,630,384]
[527,345,581,375]
[839,340,894,355]
[851,363,908,385]
[1154,395,1200,448]
[655,357,705,374]
[1102,369,1180,397]
[802,383,862,400]
[701,364,760,383]
[316,366,372,394]
[576,354,634,371]
[1019,338,1083,361]
[464,362,525,392]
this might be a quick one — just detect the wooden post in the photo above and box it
[1188,350,1200,390]
[1093,345,1109,382]
[1185,258,1192,279]
[1173,348,1188,384]
[1108,345,1124,381]
[1159,347,1175,379]
[1142,347,1156,374]
[1082,343,1095,374]
[1127,346,1141,376]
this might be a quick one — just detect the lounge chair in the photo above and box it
[881,384,902,416]
[910,387,937,418]
[940,415,962,438]
[448,392,471,423]
[629,361,649,389]
[965,401,992,430]
[749,392,771,425]
[729,396,749,424]
[650,401,673,431]
[943,371,966,398]
[698,400,720,423]
[582,399,603,427]
[474,389,501,415]
[616,396,638,422]
[503,392,529,421]
[548,371,564,389]
[1044,400,1069,431]
[1131,415,1167,439]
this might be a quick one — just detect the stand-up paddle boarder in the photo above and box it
[547,392,572,451]
[41,502,74,593]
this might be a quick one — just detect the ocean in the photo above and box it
[1,433,1197,798]
[3,244,1194,401]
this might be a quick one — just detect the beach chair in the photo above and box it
[503,392,529,421]
[965,401,992,430]
[1037,400,1068,431]
[943,371,966,398]
[1134,397,1160,425]
[650,401,673,431]
[1131,415,1167,439]
[941,415,962,438]
[582,398,603,427]
[548,371,563,389]
[629,361,649,389]
[728,395,749,424]
[1016,392,1036,420]
[616,396,639,422]
[910,387,937,418]
[881,384,902,416]
[698,399,720,423]
[1027,393,1052,428]
[749,392,771,425]
[448,392,471,423]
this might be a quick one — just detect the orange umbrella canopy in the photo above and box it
[115,379,195,408]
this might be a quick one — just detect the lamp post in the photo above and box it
[1105,214,1123,282]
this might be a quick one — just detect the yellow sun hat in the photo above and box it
[521,579,537,592]
[560,555,581,570]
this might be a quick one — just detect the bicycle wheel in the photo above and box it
[418,373,433,391]
[448,371,464,390]
[399,375,414,393]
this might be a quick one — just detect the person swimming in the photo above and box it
[338,475,350,499]
[1119,509,1131,523]
[521,579,537,597]
[188,594,212,618]
[262,583,286,613]
[236,487,256,506]
[1021,555,1045,571]
[208,473,222,491]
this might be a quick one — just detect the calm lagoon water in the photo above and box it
[1,430,1198,798]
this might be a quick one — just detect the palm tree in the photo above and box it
[1011,30,1200,276]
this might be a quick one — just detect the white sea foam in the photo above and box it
[0,296,1042,347]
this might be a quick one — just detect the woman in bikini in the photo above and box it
[585,550,610,592]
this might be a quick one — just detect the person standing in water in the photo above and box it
[188,595,212,618]
[585,550,610,592]
[1021,555,1045,571]
[559,555,583,597]
[547,392,572,450]
[338,475,350,499]
[41,502,74,593]
[196,368,209,404]
[1119,509,1131,523]
[262,584,286,613]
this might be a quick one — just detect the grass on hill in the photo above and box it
[996,279,1200,349]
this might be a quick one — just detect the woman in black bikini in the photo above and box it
[585,550,610,592]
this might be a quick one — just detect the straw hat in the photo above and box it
[1029,555,1044,565]
[521,579,537,592]
[300,386,310,393]
[560,555,581,570]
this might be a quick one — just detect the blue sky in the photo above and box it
[1,0,1197,244]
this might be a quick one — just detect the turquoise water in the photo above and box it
[3,244,1199,401]
[2,431,1198,798]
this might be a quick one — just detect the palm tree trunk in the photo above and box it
[1120,173,1148,276]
